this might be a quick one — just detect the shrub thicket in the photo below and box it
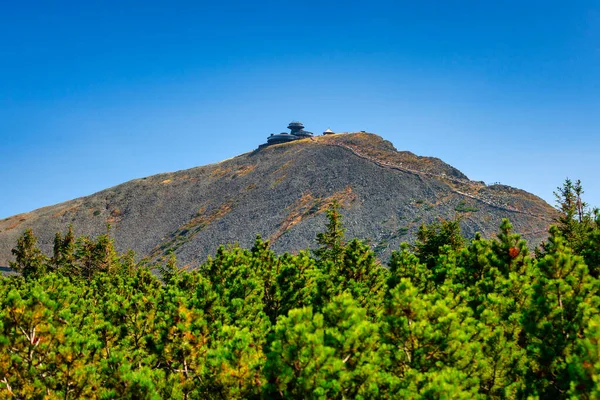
[1,184,599,399]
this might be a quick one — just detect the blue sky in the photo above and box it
[1,1,599,219]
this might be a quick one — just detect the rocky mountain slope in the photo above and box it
[0,133,557,267]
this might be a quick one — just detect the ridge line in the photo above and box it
[319,138,553,222]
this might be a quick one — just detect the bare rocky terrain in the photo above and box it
[0,132,557,267]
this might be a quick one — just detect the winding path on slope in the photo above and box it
[319,136,553,223]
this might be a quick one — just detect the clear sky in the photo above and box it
[1,1,599,219]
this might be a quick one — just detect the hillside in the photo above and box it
[0,132,557,267]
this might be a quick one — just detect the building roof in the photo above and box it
[262,121,314,148]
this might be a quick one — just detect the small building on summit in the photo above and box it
[260,121,315,148]
[287,121,313,137]
[259,122,338,148]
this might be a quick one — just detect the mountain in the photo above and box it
[0,132,557,267]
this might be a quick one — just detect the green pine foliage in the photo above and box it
[9,228,48,279]
[553,179,596,254]
[1,179,600,398]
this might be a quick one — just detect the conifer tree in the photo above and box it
[568,315,600,397]
[553,178,595,254]
[581,210,600,277]
[9,228,48,279]
[265,294,385,398]
[414,218,464,283]
[275,251,319,320]
[523,227,600,397]
[336,239,388,317]
[387,243,432,294]
[313,201,346,265]
[158,251,179,285]
[74,225,119,280]
[463,223,533,396]
[51,225,76,275]
[382,277,482,398]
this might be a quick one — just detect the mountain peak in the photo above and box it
[0,131,556,266]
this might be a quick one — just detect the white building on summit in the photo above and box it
[259,122,336,148]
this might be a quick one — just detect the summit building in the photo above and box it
[259,121,335,148]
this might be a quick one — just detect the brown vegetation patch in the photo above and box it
[271,160,291,176]
[52,204,80,218]
[106,208,123,224]
[184,202,232,230]
[1,214,29,231]
[270,175,287,189]
[150,201,235,260]
[269,160,292,188]
[161,179,172,185]
[210,165,233,180]
[431,193,455,207]
[234,165,256,177]
[270,186,356,242]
